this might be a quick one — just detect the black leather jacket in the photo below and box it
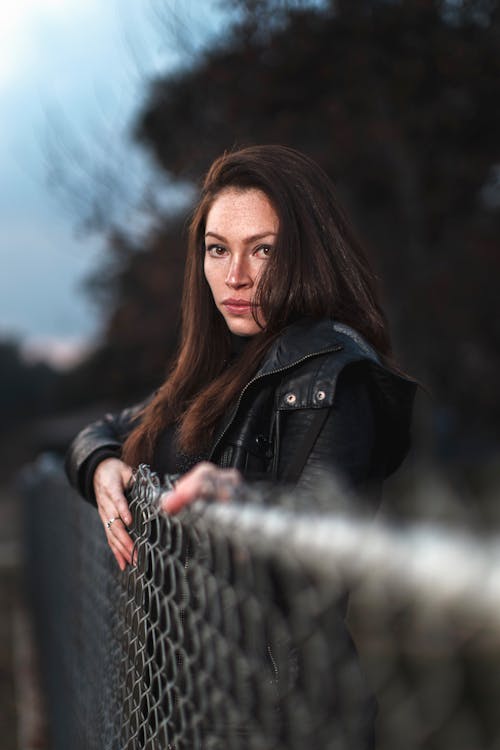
[65,319,416,505]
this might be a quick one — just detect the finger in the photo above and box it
[160,488,191,515]
[108,520,135,562]
[214,469,242,502]
[105,530,127,570]
[112,548,126,572]
[159,490,178,514]
[119,466,134,525]
[96,480,133,529]
[102,480,133,527]
[109,540,127,571]
[121,463,133,482]
[160,468,242,514]
[94,461,134,527]
[160,471,205,514]
[114,494,133,528]
[190,463,224,498]
[98,510,134,564]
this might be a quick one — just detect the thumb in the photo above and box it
[120,463,134,485]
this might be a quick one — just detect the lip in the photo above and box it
[222,298,255,314]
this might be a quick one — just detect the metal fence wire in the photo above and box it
[21,458,500,750]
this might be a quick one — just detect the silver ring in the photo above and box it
[106,517,118,530]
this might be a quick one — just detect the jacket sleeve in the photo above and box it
[275,365,382,509]
[64,399,150,503]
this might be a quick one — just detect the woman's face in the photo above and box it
[204,188,279,336]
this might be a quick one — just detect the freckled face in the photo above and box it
[204,188,279,336]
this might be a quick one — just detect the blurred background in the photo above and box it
[0,0,499,746]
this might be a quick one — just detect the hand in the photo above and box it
[160,461,242,515]
[94,457,135,571]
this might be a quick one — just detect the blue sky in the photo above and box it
[0,0,228,366]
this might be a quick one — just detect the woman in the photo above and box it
[66,144,416,572]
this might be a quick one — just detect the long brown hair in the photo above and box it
[122,144,392,465]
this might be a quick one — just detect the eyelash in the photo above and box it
[206,245,226,257]
[206,244,272,257]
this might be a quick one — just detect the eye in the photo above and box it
[206,244,228,257]
[255,244,272,258]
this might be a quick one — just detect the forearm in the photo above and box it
[65,399,150,501]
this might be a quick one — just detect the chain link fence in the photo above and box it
[20,457,500,750]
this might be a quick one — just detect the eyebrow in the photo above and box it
[204,231,277,243]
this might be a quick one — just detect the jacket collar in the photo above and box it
[254,318,380,379]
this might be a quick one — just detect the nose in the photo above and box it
[225,255,252,288]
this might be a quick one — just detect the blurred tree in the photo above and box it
[0,341,74,474]
[70,0,499,458]
[58,217,187,405]
[0,340,59,428]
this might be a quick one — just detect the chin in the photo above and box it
[225,317,261,337]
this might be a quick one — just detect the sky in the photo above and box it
[0,0,228,367]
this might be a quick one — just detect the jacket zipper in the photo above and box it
[208,345,342,461]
